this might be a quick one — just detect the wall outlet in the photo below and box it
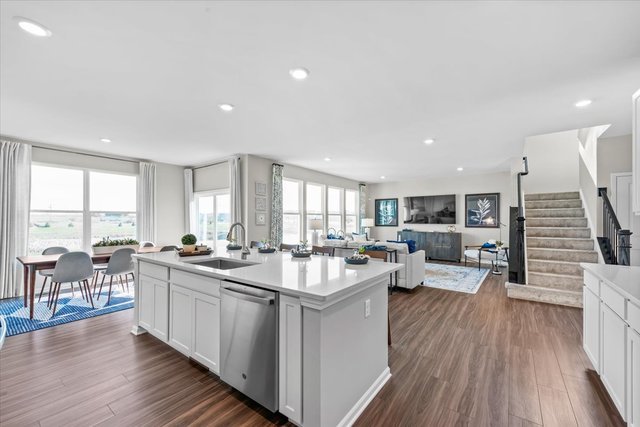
[364,299,371,318]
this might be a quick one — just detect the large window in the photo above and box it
[327,187,343,233]
[282,178,302,244]
[195,192,230,247]
[345,189,358,234]
[29,164,137,255]
[305,183,324,242]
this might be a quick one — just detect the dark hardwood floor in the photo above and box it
[0,269,622,426]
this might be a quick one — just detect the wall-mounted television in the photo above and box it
[402,194,456,224]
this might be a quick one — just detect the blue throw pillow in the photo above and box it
[481,242,496,248]
[386,239,417,253]
[364,245,387,251]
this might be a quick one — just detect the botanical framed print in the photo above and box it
[256,212,266,226]
[255,182,267,196]
[465,193,499,228]
[255,196,267,211]
[375,198,399,226]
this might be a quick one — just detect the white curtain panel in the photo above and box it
[0,140,31,298]
[137,162,156,243]
[183,168,195,234]
[229,157,241,224]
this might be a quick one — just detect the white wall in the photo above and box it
[522,130,580,194]
[367,171,511,248]
[155,162,185,246]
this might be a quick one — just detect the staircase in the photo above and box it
[507,191,597,308]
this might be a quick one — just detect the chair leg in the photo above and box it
[38,277,48,302]
[92,271,99,291]
[106,276,114,305]
[119,275,125,292]
[78,281,85,300]
[84,280,94,308]
[51,282,62,316]
[96,275,106,299]
[47,279,54,306]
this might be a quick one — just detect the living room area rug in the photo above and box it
[424,263,490,294]
[0,287,134,337]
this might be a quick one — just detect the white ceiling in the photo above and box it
[1,1,639,183]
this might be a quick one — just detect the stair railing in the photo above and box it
[509,157,529,284]
[598,188,632,265]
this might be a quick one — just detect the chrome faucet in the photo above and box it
[227,222,251,255]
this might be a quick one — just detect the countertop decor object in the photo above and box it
[291,251,311,258]
[178,248,212,257]
[181,234,197,252]
[226,244,242,250]
[258,247,276,254]
[344,253,370,265]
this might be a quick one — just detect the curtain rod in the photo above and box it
[30,144,141,164]
[192,155,241,171]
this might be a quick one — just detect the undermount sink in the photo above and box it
[187,258,258,270]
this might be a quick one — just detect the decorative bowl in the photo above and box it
[291,251,312,258]
[344,256,369,265]
[226,244,242,250]
[258,248,276,254]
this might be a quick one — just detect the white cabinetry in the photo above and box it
[138,275,169,342]
[600,303,627,416]
[169,284,193,355]
[279,295,302,424]
[167,279,220,374]
[583,267,640,424]
[583,285,600,370]
[629,328,640,427]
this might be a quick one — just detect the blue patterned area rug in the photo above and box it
[424,263,490,294]
[0,287,134,337]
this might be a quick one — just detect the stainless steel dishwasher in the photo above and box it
[220,280,278,412]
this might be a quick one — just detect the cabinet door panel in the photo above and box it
[583,286,600,371]
[279,295,302,424]
[138,276,155,331]
[192,292,220,373]
[169,284,191,354]
[629,328,640,427]
[601,303,627,418]
[153,281,169,342]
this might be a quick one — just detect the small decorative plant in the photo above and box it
[92,237,139,247]
[260,239,272,249]
[181,234,197,252]
[298,240,309,252]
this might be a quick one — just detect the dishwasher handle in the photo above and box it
[220,286,275,305]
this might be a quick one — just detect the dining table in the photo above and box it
[16,247,161,319]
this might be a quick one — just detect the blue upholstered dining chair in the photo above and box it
[95,248,135,305]
[49,252,95,317]
[37,246,69,303]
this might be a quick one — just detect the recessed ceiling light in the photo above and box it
[457,167,464,171]
[380,175,386,179]
[14,17,52,37]
[289,68,309,80]
[218,103,234,112]
[575,99,592,108]
[324,157,331,162]
[100,138,111,143]
[424,138,435,145]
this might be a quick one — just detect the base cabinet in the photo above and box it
[601,303,627,417]
[629,328,640,427]
[168,284,220,374]
[279,295,302,425]
[583,286,600,370]
[139,275,169,342]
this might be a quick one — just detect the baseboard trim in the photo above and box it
[336,367,391,427]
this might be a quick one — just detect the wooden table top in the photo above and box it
[17,247,161,266]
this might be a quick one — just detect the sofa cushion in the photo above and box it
[387,239,416,253]
[382,241,410,254]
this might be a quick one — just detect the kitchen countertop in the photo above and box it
[581,262,640,305]
[133,246,402,307]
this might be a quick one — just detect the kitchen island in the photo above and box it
[131,247,402,427]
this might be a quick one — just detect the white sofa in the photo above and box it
[322,238,425,290]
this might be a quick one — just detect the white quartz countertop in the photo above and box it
[581,263,640,304]
[133,246,402,306]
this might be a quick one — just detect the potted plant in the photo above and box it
[258,239,276,253]
[181,234,197,252]
[92,237,140,255]
[291,240,311,258]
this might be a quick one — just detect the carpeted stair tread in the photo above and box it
[525,199,583,209]
[527,217,588,227]
[526,208,585,218]
[524,191,580,201]
[528,247,598,263]
[528,259,583,276]
[527,271,583,291]
[526,227,591,238]
[526,237,594,250]
[506,282,582,308]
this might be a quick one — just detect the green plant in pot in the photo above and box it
[181,233,197,252]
